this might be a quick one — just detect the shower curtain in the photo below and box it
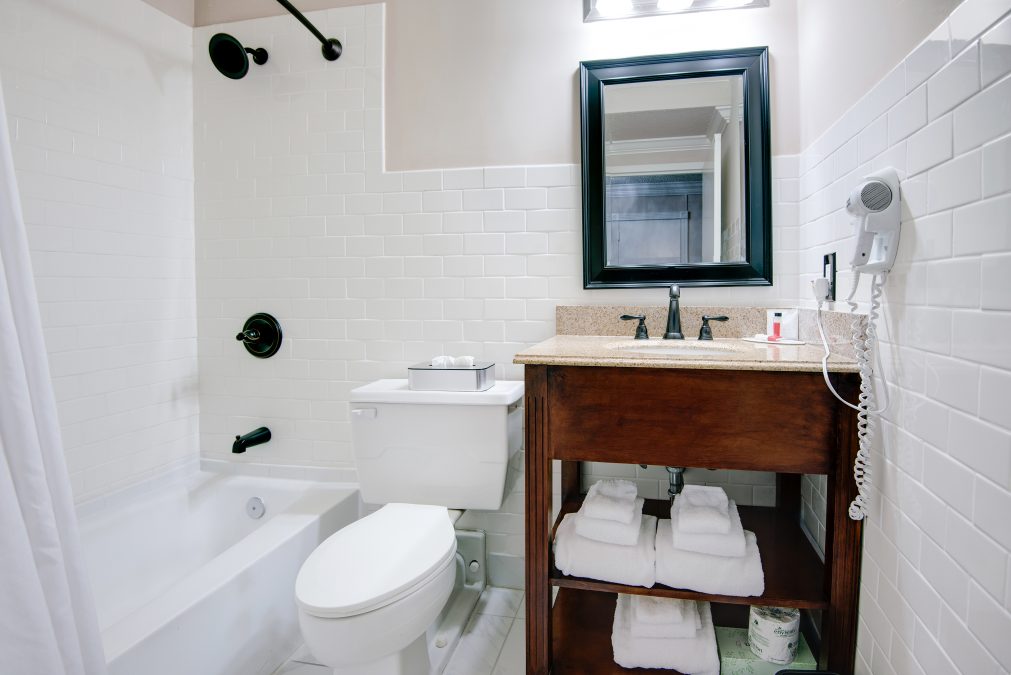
[0,80,108,674]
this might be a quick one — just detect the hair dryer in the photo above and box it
[847,167,901,273]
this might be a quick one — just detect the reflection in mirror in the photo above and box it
[603,76,745,266]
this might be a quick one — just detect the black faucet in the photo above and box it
[698,315,729,340]
[620,314,649,339]
[663,285,683,340]
[233,427,271,454]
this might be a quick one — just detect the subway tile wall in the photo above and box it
[794,1,1011,672]
[0,0,198,502]
[193,4,797,585]
[193,5,798,469]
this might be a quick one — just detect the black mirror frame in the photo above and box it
[580,47,772,289]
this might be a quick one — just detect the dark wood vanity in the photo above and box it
[517,341,863,675]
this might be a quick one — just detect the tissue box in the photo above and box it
[717,627,816,675]
[408,361,496,391]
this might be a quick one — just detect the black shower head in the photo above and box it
[208,33,268,80]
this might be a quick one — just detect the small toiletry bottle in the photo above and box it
[770,312,782,342]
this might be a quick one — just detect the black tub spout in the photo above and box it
[233,427,271,454]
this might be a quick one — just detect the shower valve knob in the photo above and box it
[235,329,261,343]
[236,313,282,359]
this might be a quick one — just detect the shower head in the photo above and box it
[209,33,268,80]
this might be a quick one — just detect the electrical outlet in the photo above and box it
[822,252,837,301]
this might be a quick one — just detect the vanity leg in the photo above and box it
[560,460,580,502]
[823,384,863,675]
[524,365,552,675]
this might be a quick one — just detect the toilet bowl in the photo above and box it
[295,380,524,674]
[295,503,457,675]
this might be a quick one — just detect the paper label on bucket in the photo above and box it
[747,606,800,665]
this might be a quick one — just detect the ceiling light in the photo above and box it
[595,0,634,17]
[656,0,694,10]
[584,0,768,21]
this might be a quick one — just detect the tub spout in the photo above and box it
[233,427,271,454]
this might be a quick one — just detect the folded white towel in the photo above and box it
[583,480,639,523]
[656,520,765,597]
[554,513,656,587]
[429,355,475,368]
[612,595,720,673]
[671,498,747,557]
[631,593,687,624]
[590,479,639,499]
[674,485,731,534]
[574,498,644,545]
[629,596,701,639]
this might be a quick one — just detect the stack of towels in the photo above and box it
[611,594,719,674]
[553,479,657,587]
[655,485,765,596]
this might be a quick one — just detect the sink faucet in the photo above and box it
[663,285,684,340]
[233,426,271,454]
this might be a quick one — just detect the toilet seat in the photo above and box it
[295,503,456,619]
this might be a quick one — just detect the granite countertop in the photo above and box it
[513,335,859,373]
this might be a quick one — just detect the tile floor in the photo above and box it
[273,587,526,675]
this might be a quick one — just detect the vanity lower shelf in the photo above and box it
[550,497,828,609]
[553,587,753,675]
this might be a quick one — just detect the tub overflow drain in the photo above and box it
[246,497,266,519]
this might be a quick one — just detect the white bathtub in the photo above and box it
[77,471,360,675]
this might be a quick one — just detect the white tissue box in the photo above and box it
[716,627,816,674]
[408,361,496,391]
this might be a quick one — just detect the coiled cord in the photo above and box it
[815,271,890,521]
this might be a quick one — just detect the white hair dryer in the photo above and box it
[847,168,901,274]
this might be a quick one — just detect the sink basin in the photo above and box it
[606,339,744,358]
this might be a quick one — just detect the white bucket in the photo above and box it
[748,605,800,665]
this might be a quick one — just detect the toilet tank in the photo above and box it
[350,379,524,510]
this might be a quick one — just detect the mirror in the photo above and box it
[580,48,771,288]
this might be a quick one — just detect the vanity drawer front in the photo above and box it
[545,366,845,473]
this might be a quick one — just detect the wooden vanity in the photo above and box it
[515,336,863,675]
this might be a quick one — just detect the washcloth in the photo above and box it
[631,594,688,624]
[674,485,731,534]
[670,498,747,558]
[554,513,657,587]
[629,596,702,639]
[430,355,475,368]
[656,520,765,597]
[574,498,645,545]
[583,479,639,523]
[612,594,720,673]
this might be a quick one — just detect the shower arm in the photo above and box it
[274,0,342,61]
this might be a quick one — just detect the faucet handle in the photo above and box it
[698,315,729,340]
[620,314,649,340]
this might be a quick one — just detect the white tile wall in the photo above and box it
[0,0,197,502]
[193,3,797,585]
[794,1,1011,671]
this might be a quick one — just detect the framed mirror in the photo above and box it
[580,47,771,288]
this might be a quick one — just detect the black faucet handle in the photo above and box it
[620,314,649,340]
[698,315,730,341]
[236,329,261,342]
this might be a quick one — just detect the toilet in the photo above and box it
[295,379,524,675]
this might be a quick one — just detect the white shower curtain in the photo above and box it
[0,80,108,674]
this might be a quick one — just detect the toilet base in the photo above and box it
[330,633,429,675]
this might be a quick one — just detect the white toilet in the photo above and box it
[295,379,524,675]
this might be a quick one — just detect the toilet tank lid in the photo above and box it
[295,503,456,618]
[350,379,523,405]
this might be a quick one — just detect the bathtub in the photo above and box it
[77,471,360,675]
